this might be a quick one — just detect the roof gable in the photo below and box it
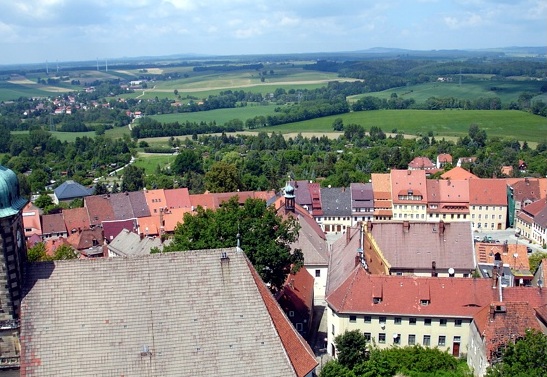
[441,167,478,181]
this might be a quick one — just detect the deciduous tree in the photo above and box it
[164,197,302,291]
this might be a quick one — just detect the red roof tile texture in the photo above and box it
[473,301,542,362]
[248,260,318,377]
[441,167,478,181]
[327,270,495,317]
[469,178,508,206]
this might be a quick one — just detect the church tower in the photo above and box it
[0,165,28,320]
[283,182,295,213]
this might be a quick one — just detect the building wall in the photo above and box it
[470,205,507,231]
[392,204,427,221]
[321,216,352,234]
[327,306,471,358]
[468,323,488,377]
[305,265,328,302]
[426,211,470,223]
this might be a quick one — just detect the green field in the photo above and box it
[349,79,545,104]
[0,81,70,101]
[150,104,280,124]
[266,110,547,141]
[133,154,173,174]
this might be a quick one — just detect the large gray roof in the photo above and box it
[320,187,351,216]
[21,249,315,377]
[54,180,92,201]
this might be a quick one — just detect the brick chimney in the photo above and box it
[403,221,410,232]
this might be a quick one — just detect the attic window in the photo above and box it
[373,297,382,304]
[420,299,430,306]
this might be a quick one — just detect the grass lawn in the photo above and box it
[150,104,280,124]
[133,153,173,175]
[268,110,547,142]
[349,79,545,105]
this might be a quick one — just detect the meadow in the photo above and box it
[349,79,546,105]
[266,110,547,142]
[151,104,279,124]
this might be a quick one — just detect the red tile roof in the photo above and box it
[327,270,495,317]
[473,301,541,362]
[278,267,315,321]
[502,286,547,308]
[164,188,191,209]
[67,228,103,250]
[475,242,530,270]
[62,207,90,233]
[391,169,428,204]
[85,195,115,226]
[426,179,469,213]
[41,213,66,234]
[469,179,507,206]
[248,259,318,377]
[408,156,435,170]
[23,202,42,237]
[441,167,478,181]
[144,189,168,215]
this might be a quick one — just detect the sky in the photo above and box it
[0,0,545,65]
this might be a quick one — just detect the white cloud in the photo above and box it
[443,13,483,29]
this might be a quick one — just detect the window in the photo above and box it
[289,311,294,317]
[379,316,386,324]
[364,332,371,341]
[409,317,417,325]
[394,335,400,345]
[349,315,356,323]
[423,335,431,346]
[455,319,462,327]
[379,333,386,343]
[394,317,402,325]
[364,316,371,323]
[373,297,382,304]
[315,270,321,277]
[296,323,303,331]
[438,336,446,346]
[424,318,432,326]
[408,334,416,345]
[440,318,447,326]
[421,299,430,306]
[332,324,335,335]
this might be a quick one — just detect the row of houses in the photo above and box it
[290,169,547,244]
[271,185,547,376]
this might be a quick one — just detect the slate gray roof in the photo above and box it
[109,192,135,219]
[107,229,162,256]
[21,249,316,377]
[54,180,92,201]
[320,187,351,216]
[128,191,151,218]
[326,225,362,296]
[292,213,328,267]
